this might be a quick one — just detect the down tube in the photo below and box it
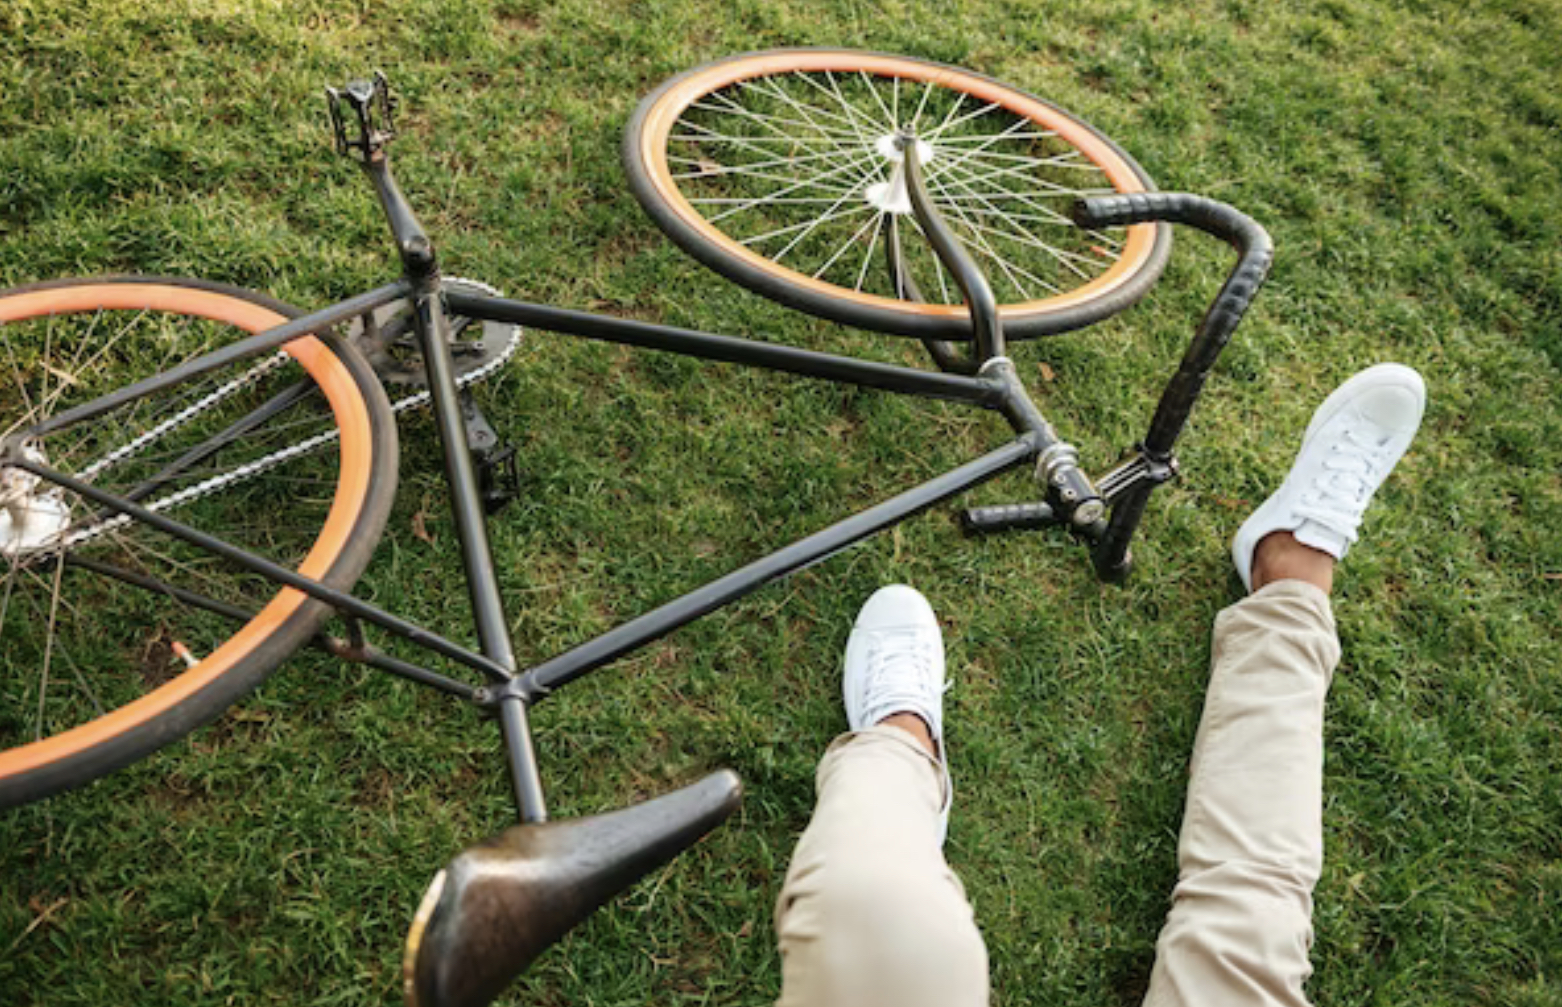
[517,436,1038,699]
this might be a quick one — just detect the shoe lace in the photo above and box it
[1293,426,1387,543]
[859,630,947,727]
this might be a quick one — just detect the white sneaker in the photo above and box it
[1232,363,1426,590]
[842,584,953,841]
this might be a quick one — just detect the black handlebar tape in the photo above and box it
[959,502,1057,535]
[1072,192,1269,254]
[1072,193,1274,456]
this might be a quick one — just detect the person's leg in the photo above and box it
[774,585,989,1007]
[1143,534,1339,1007]
[1144,364,1425,1007]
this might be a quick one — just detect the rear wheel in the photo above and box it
[0,276,399,807]
[626,49,1172,340]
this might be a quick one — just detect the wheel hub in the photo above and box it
[0,443,72,558]
[863,134,936,215]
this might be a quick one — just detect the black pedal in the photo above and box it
[459,392,520,515]
[478,445,520,516]
[326,70,396,161]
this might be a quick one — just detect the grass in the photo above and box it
[2,0,1560,1004]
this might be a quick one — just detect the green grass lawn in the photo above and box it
[2,0,1560,1004]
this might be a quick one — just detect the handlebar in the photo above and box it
[961,192,1273,582]
[1076,193,1273,580]
[1072,192,1273,456]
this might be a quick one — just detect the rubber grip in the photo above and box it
[959,502,1057,535]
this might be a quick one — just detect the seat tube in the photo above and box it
[412,286,548,823]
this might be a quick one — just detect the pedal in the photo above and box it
[459,392,520,515]
[326,70,396,161]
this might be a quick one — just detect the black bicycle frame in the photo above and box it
[5,113,1271,829]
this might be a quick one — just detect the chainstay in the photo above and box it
[57,277,522,553]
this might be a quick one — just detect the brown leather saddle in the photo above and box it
[402,770,742,1007]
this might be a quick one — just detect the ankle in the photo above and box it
[1251,531,1336,594]
[878,712,938,758]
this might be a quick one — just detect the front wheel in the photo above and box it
[625,49,1172,340]
[0,276,399,808]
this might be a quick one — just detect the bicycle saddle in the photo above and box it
[403,769,743,1007]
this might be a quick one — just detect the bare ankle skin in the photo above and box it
[1250,531,1336,594]
[878,712,938,758]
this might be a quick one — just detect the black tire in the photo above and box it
[625,48,1172,340]
[0,276,399,808]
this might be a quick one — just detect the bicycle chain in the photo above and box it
[76,351,292,482]
[57,277,523,553]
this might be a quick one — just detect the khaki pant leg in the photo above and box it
[775,725,989,1007]
[1144,580,1342,1007]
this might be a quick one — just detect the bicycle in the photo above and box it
[0,50,1271,1007]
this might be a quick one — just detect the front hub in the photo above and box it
[863,132,936,214]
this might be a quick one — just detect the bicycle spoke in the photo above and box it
[1,328,39,438]
[38,315,56,439]
[688,195,860,205]
[927,91,969,141]
[774,185,880,268]
[671,121,834,166]
[937,148,1104,172]
[935,154,1116,199]
[929,167,1098,281]
[908,80,935,134]
[854,211,888,293]
[669,147,849,180]
[13,570,108,720]
[811,210,886,280]
[104,528,238,605]
[927,115,1038,180]
[35,308,143,433]
[905,215,955,305]
[0,543,21,642]
[932,130,1060,144]
[924,99,1006,143]
[934,159,1122,261]
[707,85,863,138]
[792,71,875,146]
[740,201,873,251]
[693,92,858,148]
[704,146,883,224]
[860,69,897,129]
[934,160,1082,227]
[705,89,861,144]
[742,77,868,148]
[927,174,1045,298]
[20,561,84,623]
[34,551,68,741]
[685,144,882,204]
